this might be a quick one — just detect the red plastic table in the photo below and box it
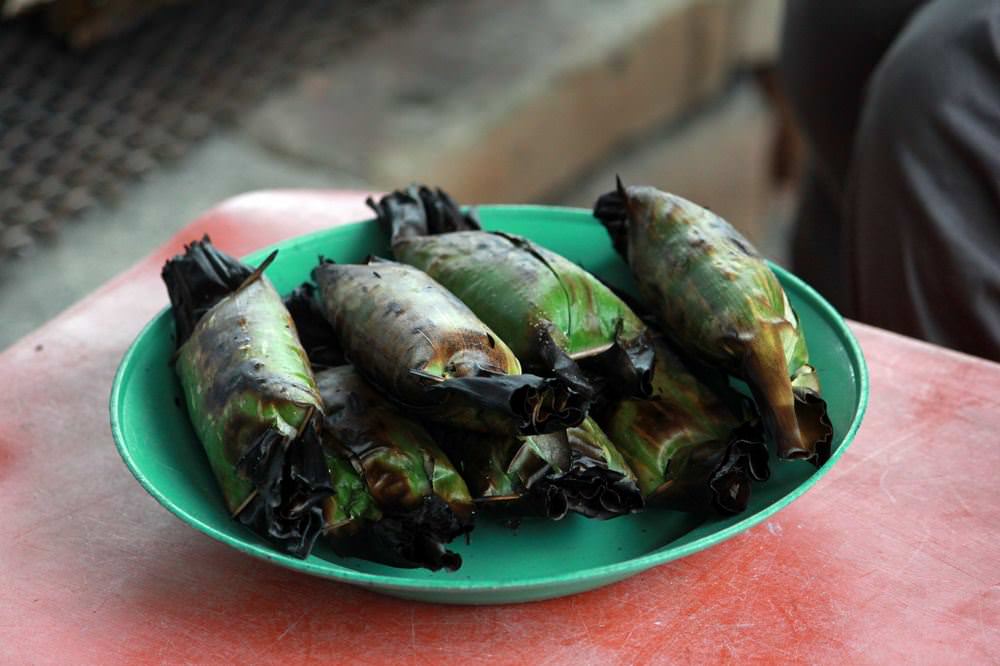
[2,191,998,665]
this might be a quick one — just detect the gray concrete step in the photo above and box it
[246,0,782,202]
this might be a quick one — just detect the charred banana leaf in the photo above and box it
[561,418,644,519]
[312,258,588,435]
[594,180,833,465]
[284,282,346,369]
[436,420,642,520]
[600,338,769,515]
[434,427,573,520]
[285,292,474,570]
[163,237,332,558]
[315,366,474,571]
[370,185,655,400]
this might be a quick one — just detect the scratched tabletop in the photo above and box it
[1,191,997,665]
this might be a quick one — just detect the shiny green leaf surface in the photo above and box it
[174,276,321,514]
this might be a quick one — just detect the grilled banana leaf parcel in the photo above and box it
[370,185,655,400]
[435,428,573,520]
[312,258,588,435]
[600,338,769,515]
[594,180,833,465]
[436,420,642,520]
[560,418,644,518]
[315,366,474,571]
[162,237,332,558]
[285,289,474,569]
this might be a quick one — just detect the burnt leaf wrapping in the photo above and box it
[599,338,769,515]
[312,258,588,435]
[594,180,833,466]
[283,282,347,369]
[559,418,644,519]
[315,366,474,571]
[163,237,332,558]
[371,185,655,401]
[433,425,573,520]
[435,419,642,521]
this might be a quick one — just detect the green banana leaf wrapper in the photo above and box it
[285,282,382,540]
[560,417,645,519]
[285,288,474,570]
[315,366,474,571]
[289,281,570,522]
[435,419,642,520]
[432,426,573,520]
[370,185,655,401]
[318,445,383,540]
[599,338,769,514]
[312,258,588,435]
[162,237,333,558]
[594,180,833,466]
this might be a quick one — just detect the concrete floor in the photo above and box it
[0,132,358,350]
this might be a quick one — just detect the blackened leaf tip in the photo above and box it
[548,448,644,520]
[234,420,334,559]
[353,494,471,571]
[592,187,630,260]
[161,237,254,346]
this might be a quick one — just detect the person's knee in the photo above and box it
[859,0,999,154]
[780,0,927,187]
[847,0,1000,358]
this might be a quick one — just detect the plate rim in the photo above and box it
[110,204,870,596]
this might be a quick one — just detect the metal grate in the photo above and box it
[0,0,423,257]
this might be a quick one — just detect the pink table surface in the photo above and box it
[1,190,997,664]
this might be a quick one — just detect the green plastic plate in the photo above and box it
[110,205,869,605]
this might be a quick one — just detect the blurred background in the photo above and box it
[0,0,797,351]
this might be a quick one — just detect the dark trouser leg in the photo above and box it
[779,0,926,311]
[789,165,842,305]
[846,0,1000,360]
